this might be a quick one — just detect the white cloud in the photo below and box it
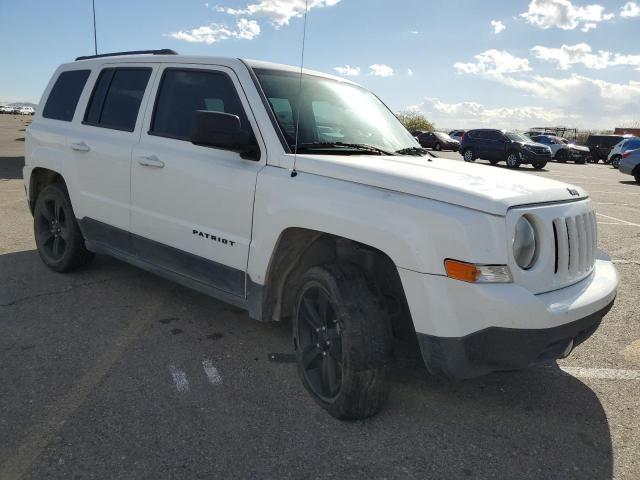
[334,65,361,76]
[621,1,640,17]
[491,20,506,33]
[169,18,260,43]
[408,30,420,34]
[218,0,341,27]
[407,68,414,76]
[407,98,568,130]
[454,50,532,75]
[369,64,394,77]
[455,50,640,127]
[520,0,614,31]
[532,43,640,70]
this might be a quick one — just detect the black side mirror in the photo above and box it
[190,110,259,160]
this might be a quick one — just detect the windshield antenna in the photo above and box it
[92,0,98,55]
[291,0,309,178]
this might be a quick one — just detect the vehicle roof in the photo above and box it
[65,55,359,86]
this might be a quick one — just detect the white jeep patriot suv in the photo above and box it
[25,50,618,419]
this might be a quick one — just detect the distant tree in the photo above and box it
[396,110,434,133]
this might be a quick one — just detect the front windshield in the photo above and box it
[505,132,532,143]
[254,69,420,154]
[435,132,453,141]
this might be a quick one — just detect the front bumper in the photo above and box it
[521,149,552,163]
[416,300,613,379]
[398,254,618,379]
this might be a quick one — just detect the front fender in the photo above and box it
[247,166,507,285]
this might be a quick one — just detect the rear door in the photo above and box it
[130,64,266,297]
[71,64,156,235]
[485,130,507,160]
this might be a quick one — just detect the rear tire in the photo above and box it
[506,151,522,169]
[33,183,94,273]
[463,148,475,162]
[293,263,393,420]
[611,155,621,169]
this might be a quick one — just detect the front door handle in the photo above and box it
[70,141,90,152]
[137,155,165,168]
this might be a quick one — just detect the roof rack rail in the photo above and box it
[75,49,178,61]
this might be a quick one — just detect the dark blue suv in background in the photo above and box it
[459,129,552,169]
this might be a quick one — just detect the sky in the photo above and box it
[1,0,639,130]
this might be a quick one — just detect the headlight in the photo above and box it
[513,216,537,270]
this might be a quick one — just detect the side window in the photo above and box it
[267,98,294,138]
[42,70,91,121]
[84,68,151,132]
[625,139,640,150]
[486,131,503,141]
[150,68,252,141]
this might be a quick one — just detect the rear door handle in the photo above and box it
[70,141,90,152]
[137,155,165,168]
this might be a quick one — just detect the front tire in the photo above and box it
[555,150,568,163]
[533,161,547,170]
[506,151,522,169]
[34,183,94,272]
[293,263,393,420]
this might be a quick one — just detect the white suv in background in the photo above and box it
[24,50,618,419]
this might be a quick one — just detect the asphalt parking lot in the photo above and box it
[1,115,639,479]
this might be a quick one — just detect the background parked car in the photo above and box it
[0,105,16,114]
[417,131,460,151]
[586,134,631,163]
[459,129,551,169]
[530,135,591,164]
[18,106,35,115]
[608,137,640,168]
[618,148,640,184]
[449,130,465,143]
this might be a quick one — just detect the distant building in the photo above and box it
[614,127,640,136]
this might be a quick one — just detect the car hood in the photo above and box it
[293,154,587,216]
[569,144,590,152]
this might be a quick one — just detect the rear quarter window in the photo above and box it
[42,70,91,121]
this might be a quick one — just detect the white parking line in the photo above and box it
[202,359,222,385]
[169,365,190,392]
[613,259,640,266]
[560,366,640,380]
[596,213,640,227]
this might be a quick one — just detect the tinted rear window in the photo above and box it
[42,70,91,121]
[84,68,151,131]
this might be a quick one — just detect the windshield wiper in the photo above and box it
[292,142,393,156]
[395,147,433,158]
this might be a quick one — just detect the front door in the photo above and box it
[131,64,265,297]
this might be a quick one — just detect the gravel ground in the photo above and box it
[0,115,638,479]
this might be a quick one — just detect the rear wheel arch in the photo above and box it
[28,167,66,213]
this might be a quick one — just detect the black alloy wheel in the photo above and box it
[33,183,94,272]
[35,193,70,263]
[296,284,343,401]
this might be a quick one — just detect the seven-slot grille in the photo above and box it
[552,211,597,277]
